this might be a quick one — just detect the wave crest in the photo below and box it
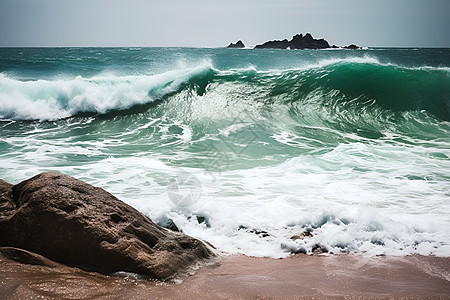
[0,62,215,121]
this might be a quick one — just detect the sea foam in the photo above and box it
[0,62,214,121]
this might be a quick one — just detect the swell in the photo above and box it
[1,59,449,121]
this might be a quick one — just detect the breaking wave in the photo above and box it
[1,58,449,121]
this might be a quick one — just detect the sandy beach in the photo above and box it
[1,254,449,299]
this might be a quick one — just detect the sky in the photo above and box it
[0,0,449,48]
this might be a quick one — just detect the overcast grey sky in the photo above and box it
[1,0,449,47]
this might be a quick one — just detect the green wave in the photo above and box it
[2,60,449,122]
[197,62,450,121]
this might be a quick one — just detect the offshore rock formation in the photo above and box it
[254,33,330,49]
[227,40,245,48]
[344,44,360,49]
[254,39,290,49]
[245,33,360,50]
[0,172,214,280]
[332,44,361,49]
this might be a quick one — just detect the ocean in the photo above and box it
[1,47,449,258]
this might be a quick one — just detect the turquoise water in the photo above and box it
[1,47,449,257]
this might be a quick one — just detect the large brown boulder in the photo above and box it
[0,172,214,280]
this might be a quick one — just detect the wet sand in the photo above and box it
[1,254,449,299]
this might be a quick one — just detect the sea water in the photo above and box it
[1,47,449,257]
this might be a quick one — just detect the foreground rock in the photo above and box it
[0,172,214,280]
[227,40,245,48]
[254,33,330,49]
[0,247,62,268]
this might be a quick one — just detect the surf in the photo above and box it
[1,48,449,258]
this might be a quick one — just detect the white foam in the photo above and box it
[0,62,214,121]
[2,132,449,258]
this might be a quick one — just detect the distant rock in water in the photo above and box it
[255,33,330,50]
[0,172,214,280]
[344,44,360,49]
[253,33,360,50]
[227,40,245,48]
[289,33,330,49]
[254,39,290,49]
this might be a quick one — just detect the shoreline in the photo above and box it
[1,253,449,299]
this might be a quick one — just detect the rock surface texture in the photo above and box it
[0,179,15,221]
[0,172,214,280]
